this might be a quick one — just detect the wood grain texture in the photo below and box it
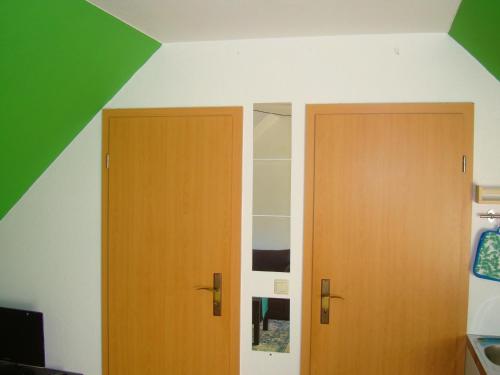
[102,107,242,375]
[102,110,111,375]
[301,103,473,375]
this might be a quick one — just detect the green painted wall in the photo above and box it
[449,0,500,80]
[0,0,160,219]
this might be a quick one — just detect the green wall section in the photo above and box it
[0,1,160,219]
[449,0,500,80]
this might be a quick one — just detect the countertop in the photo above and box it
[468,334,500,375]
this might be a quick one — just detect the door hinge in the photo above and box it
[106,153,110,169]
[462,155,467,173]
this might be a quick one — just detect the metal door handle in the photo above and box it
[330,295,344,300]
[196,273,222,316]
[320,279,343,324]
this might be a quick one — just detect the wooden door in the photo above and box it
[301,104,473,375]
[102,108,242,375]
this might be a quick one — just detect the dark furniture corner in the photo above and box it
[252,249,290,272]
[0,361,82,375]
[267,298,290,321]
[252,297,269,346]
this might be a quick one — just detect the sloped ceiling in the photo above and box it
[90,0,498,79]
[0,0,160,219]
[89,0,461,42]
[449,0,500,80]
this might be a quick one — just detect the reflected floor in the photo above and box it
[252,319,290,353]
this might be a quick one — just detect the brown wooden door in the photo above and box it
[102,108,242,375]
[301,104,473,375]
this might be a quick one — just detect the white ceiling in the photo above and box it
[89,0,462,43]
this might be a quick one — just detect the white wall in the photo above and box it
[0,33,499,375]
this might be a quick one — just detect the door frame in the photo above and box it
[300,103,474,374]
[101,107,242,375]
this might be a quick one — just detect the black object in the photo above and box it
[267,298,290,321]
[252,249,290,272]
[0,307,44,367]
[0,361,82,375]
[252,298,268,346]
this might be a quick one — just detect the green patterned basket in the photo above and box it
[473,228,500,282]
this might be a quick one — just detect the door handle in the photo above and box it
[196,273,222,316]
[320,279,343,324]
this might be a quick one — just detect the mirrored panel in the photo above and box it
[253,160,291,216]
[253,216,290,250]
[253,216,290,272]
[252,103,291,272]
[254,105,291,159]
[252,297,290,353]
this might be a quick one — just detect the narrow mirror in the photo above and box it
[252,103,291,272]
[252,297,290,353]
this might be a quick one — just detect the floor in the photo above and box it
[252,319,290,353]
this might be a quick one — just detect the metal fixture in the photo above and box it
[484,344,500,365]
[196,273,222,316]
[320,279,344,324]
[479,209,500,223]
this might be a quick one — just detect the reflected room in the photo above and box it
[252,103,291,272]
[252,297,290,353]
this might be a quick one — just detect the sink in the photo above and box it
[471,336,500,373]
[485,345,500,366]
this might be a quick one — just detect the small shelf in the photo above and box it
[253,214,291,218]
[476,186,500,204]
[253,158,291,161]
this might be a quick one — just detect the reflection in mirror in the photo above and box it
[252,103,291,272]
[252,297,290,353]
[253,216,290,272]
[253,160,291,216]
[253,105,291,159]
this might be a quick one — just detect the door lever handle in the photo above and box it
[320,279,343,324]
[329,295,344,300]
[195,273,222,316]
